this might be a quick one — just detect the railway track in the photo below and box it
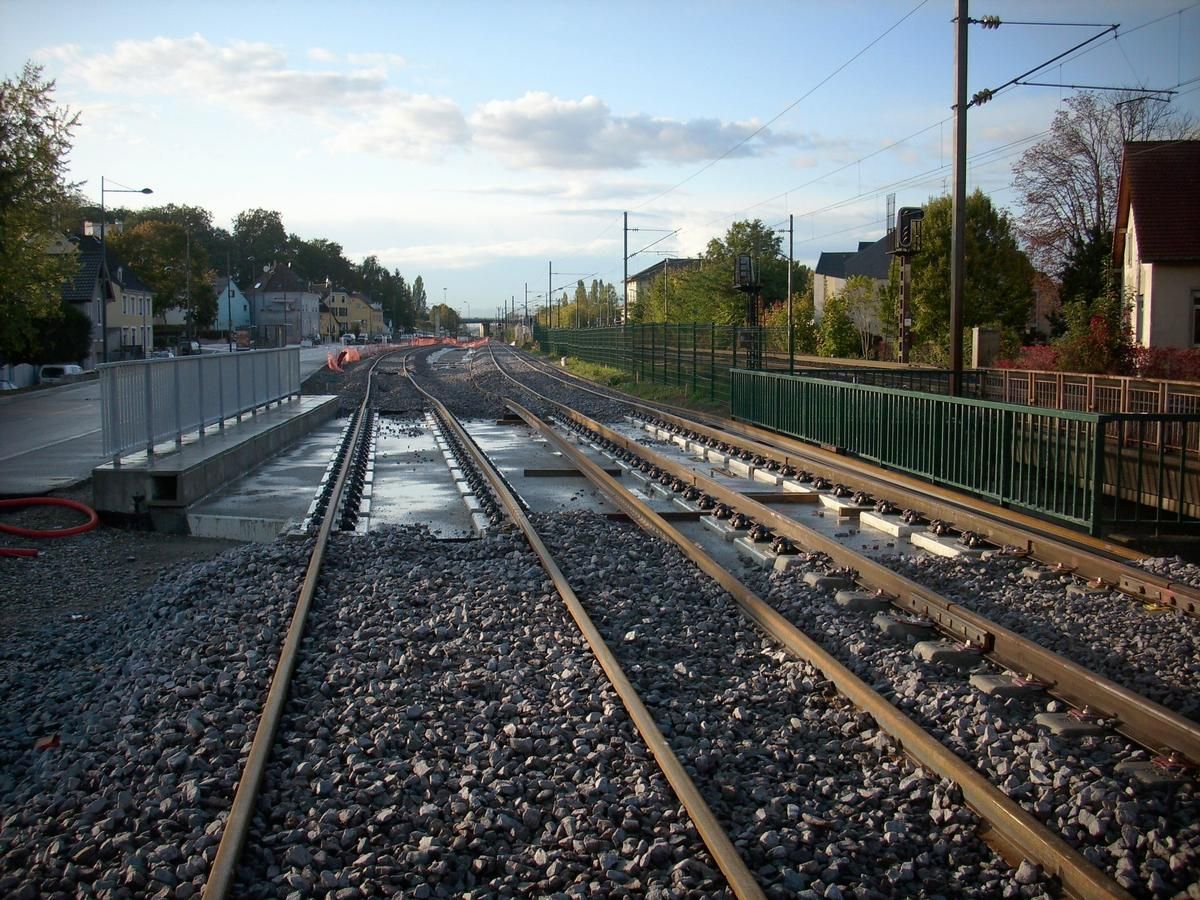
[466,343,1200,896]
[3,343,1194,897]
[500,345,1200,616]
[202,345,1100,898]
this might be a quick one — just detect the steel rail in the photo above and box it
[500,396,1127,900]
[204,351,405,900]
[404,372,766,899]
[548,402,1200,766]
[494,346,1199,617]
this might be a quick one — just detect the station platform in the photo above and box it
[92,395,340,532]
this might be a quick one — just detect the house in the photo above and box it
[624,258,701,312]
[110,260,154,359]
[321,286,384,340]
[213,277,252,332]
[243,263,321,347]
[814,237,892,321]
[1113,140,1200,348]
[56,234,155,367]
[55,234,106,369]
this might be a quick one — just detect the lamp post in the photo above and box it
[99,177,153,364]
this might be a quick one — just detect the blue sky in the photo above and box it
[2,0,1197,319]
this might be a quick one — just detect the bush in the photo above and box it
[1131,347,1200,382]
[995,343,1058,371]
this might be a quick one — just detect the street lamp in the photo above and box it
[99,177,153,364]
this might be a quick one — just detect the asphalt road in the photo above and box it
[0,347,333,496]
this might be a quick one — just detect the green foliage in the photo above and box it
[1058,225,1114,308]
[0,63,80,363]
[108,221,216,327]
[233,208,287,276]
[32,301,91,364]
[558,278,621,327]
[816,290,859,358]
[1054,291,1132,374]
[411,276,428,320]
[761,283,818,355]
[839,275,880,358]
[633,220,811,326]
[910,190,1034,355]
[428,302,458,334]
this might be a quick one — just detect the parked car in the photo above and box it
[39,364,83,384]
[0,379,17,391]
[150,349,174,359]
[176,340,202,356]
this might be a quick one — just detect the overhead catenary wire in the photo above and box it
[546,2,1198,303]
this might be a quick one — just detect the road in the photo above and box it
[0,347,333,495]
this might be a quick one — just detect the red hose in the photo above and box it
[0,498,100,558]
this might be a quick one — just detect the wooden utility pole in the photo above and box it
[950,0,968,394]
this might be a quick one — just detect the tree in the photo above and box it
[108,221,217,327]
[1058,224,1114,310]
[840,275,880,358]
[33,302,91,364]
[428,303,458,334]
[1054,291,1131,374]
[909,190,1034,364]
[816,290,859,357]
[233,208,288,277]
[1014,91,1195,273]
[289,235,353,288]
[0,63,80,362]
[411,276,428,320]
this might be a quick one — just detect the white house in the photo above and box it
[244,263,322,347]
[213,276,252,331]
[1113,141,1200,349]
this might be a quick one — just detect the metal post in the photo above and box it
[662,258,669,322]
[100,177,107,366]
[185,230,191,341]
[548,261,553,329]
[227,250,234,353]
[787,214,794,374]
[900,256,912,363]
[623,211,629,324]
[950,0,968,395]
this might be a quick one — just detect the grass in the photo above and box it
[543,354,728,417]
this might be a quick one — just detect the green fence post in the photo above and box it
[709,323,715,401]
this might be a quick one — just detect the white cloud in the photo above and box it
[471,91,795,170]
[347,52,407,70]
[368,235,617,270]
[334,96,470,159]
[42,34,467,159]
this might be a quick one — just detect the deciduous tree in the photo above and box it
[1014,91,1195,273]
[910,190,1034,364]
[0,63,80,362]
[109,221,217,327]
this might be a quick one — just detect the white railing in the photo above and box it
[100,348,302,463]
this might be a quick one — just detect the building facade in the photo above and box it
[1113,141,1200,349]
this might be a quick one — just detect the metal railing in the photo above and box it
[976,368,1200,416]
[100,349,302,463]
[731,368,1199,535]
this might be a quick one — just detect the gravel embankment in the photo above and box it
[532,512,1046,898]
[0,538,303,898]
[234,526,723,898]
[886,553,1200,722]
[736,558,1200,897]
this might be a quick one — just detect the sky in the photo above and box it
[2,0,1198,320]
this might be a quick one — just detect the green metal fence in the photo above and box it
[731,368,1199,536]
[537,324,823,403]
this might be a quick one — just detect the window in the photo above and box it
[1135,294,1144,345]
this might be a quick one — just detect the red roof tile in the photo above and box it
[1115,141,1200,263]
